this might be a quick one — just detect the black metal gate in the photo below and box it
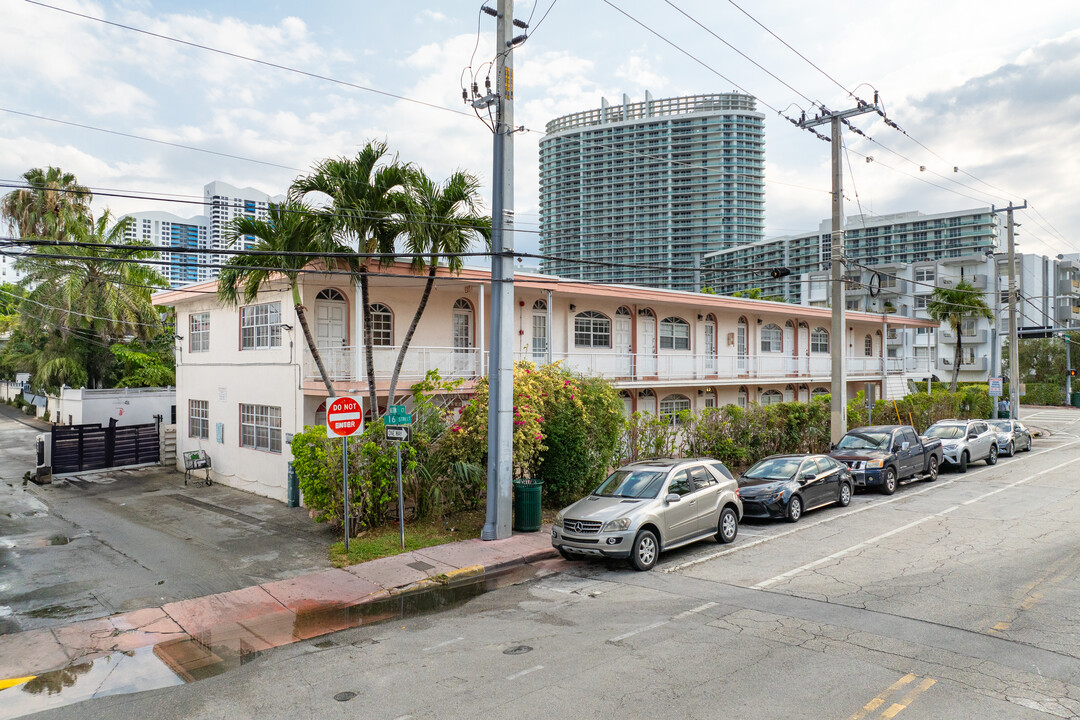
[51,419,160,474]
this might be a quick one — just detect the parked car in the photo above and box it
[829,425,942,494]
[738,454,852,523]
[552,458,743,571]
[922,419,998,472]
[988,419,1033,456]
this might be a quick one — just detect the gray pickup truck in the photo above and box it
[828,425,943,494]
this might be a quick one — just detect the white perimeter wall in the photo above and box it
[54,387,176,427]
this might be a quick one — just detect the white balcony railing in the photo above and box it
[304,345,909,384]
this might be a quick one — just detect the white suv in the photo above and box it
[922,419,998,473]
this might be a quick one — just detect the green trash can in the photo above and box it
[1072,392,1080,408]
[512,478,543,532]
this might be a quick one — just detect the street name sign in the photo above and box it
[326,397,364,438]
[385,404,412,426]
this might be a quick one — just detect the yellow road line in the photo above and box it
[846,673,916,720]
[0,675,36,691]
[880,677,936,718]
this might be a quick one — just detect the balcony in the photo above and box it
[303,346,905,386]
[937,356,988,373]
[939,329,988,344]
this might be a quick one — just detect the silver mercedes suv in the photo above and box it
[552,458,742,571]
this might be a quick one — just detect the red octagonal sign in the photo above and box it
[326,396,363,438]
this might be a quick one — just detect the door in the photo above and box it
[688,465,721,533]
[704,321,716,372]
[799,458,829,507]
[784,321,796,373]
[315,295,347,378]
[660,469,697,543]
[453,300,473,373]
[640,316,657,375]
[531,310,547,361]
[816,457,842,503]
[614,316,632,375]
[899,428,921,477]
[737,321,747,372]
[972,422,994,460]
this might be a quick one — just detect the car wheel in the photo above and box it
[557,547,575,561]
[986,444,998,466]
[629,529,659,571]
[1023,437,1032,452]
[957,451,968,473]
[838,482,852,507]
[716,507,738,544]
[925,455,939,482]
[1005,441,1014,457]
[881,467,897,495]
[786,495,803,523]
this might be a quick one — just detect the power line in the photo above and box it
[24,0,474,119]
[0,108,300,172]
[724,0,856,101]
[664,0,820,111]
[0,286,164,329]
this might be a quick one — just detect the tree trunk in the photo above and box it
[950,321,962,392]
[359,270,379,420]
[293,285,335,398]
[386,261,438,406]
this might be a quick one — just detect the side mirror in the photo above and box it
[801,472,816,483]
[829,442,837,451]
[968,432,978,440]
[665,493,681,503]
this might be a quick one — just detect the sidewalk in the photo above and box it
[0,528,557,682]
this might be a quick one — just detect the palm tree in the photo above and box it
[1,166,92,239]
[14,209,167,387]
[216,200,354,397]
[384,169,490,405]
[927,279,995,391]
[291,141,411,418]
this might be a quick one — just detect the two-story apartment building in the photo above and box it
[152,264,936,502]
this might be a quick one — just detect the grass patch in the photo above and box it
[330,510,486,567]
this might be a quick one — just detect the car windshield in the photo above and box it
[988,420,1012,431]
[836,431,891,450]
[742,457,802,482]
[925,425,965,439]
[593,469,668,499]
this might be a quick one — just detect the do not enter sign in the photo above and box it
[326,397,364,438]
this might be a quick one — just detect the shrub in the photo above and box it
[1009,382,1065,406]
[42,410,50,422]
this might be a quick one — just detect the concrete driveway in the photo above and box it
[0,405,337,635]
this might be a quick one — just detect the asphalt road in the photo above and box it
[0,407,336,634]
[14,407,1080,719]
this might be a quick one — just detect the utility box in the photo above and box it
[34,433,52,484]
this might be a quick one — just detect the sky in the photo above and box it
[2,0,1079,262]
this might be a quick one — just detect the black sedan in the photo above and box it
[738,454,853,523]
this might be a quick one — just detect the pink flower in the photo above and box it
[451,425,461,433]
[564,380,571,387]
[570,395,575,400]
[535,434,542,440]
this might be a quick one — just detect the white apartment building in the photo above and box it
[801,252,1080,385]
[121,181,281,288]
[122,210,210,287]
[153,265,934,502]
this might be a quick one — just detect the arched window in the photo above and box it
[531,299,547,360]
[659,316,690,350]
[864,334,874,357]
[368,303,393,346]
[811,387,829,398]
[532,299,546,311]
[616,306,631,316]
[316,288,346,302]
[761,389,784,405]
[810,327,829,353]
[761,323,782,353]
[574,311,611,348]
[737,386,748,409]
[660,394,691,424]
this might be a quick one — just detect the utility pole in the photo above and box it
[481,0,521,541]
[992,202,1027,420]
[798,104,876,445]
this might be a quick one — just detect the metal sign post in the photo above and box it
[385,405,412,550]
[326,397,364,552]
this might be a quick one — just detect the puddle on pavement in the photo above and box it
[23,602,97,620]
[0,564,546,719]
